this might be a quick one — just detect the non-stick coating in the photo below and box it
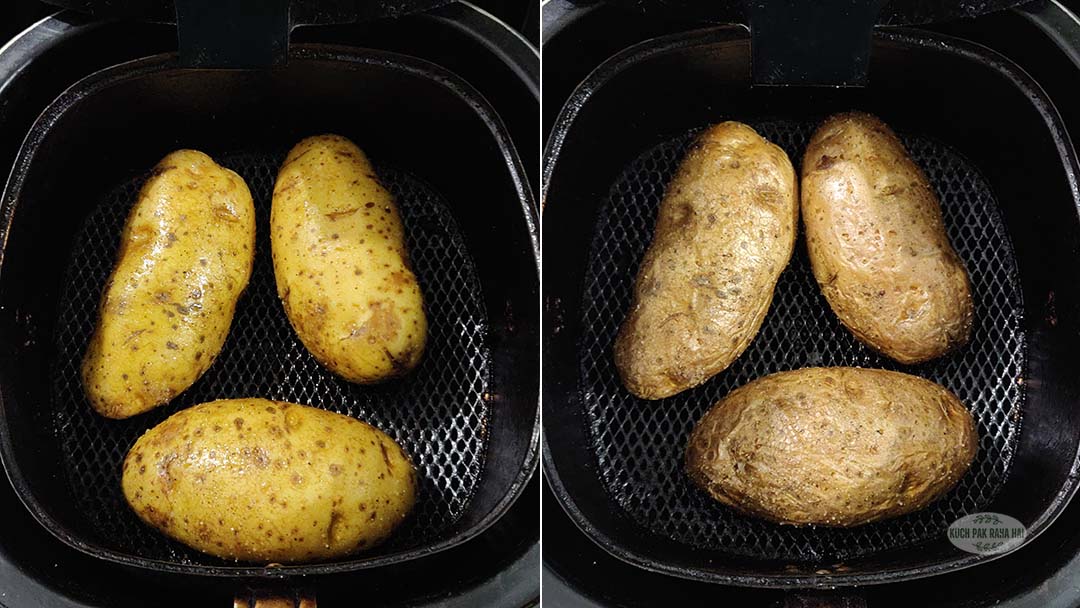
[0,46,538,577]
[541,26,1080,586]
[579,119,1024,563]
[49,150,488,566]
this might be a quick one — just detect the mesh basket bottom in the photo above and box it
[579,119,1025,563]
[49,149,490,566]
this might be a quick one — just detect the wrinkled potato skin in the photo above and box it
[122,399,417,563]
[802,112,973,364]
[686,367,977,527]
[82,150,255,419]
[272,135,426,383]
[614,122,798,400]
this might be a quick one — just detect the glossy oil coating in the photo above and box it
[81,150,256,419]
[122,398,418,563]
[271,135,427,383]
[614,122,798,399]
[802,112,973,364]
[685,367,978,527]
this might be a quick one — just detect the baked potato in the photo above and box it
[271,135,426,383]
[82,150,255,419]
[685,367,978,527]
[122,398,418,562]
[801,112,973,364]
[614,122,798,399]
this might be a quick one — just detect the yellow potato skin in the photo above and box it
[271,135,426,383]
[802,112,973,364]
[686,367,977,527]
[122,399,418,563]
[614,122,798,400]
[81,150,255,419]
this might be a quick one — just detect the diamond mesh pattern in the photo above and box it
[49,150,490,566]
[578,120,1025,563]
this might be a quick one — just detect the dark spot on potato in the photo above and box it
[242,446,270,468]
[324,208,358,220]
[816,155,839,171]
[315,440,326,449]
[165,341,179,350]
[380,442,394,472]
[234,418,244,430]
[142,505,173,530]
[329,464,342,476]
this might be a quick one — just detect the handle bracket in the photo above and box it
[747,0,887,86]
[175,0,291,68]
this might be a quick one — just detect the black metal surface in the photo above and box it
[576,0,1033,26]
[0,44,539,578]
[35,0,457,24]
[542,467,1080,608]
[51,151,489,565]
[579,120,1024,564]
[0,7,539,604]
[543,24,1080,587]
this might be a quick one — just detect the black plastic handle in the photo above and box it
[747,0,889,86]
[175,0,290,68]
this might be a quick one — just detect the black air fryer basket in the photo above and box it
[543,0,1080,588]
[0,0,539,580]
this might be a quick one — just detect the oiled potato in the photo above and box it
[272,135,426,383]
[614,122,798,399]
[685,367,977,527]
[122,398,417,563]
[802,112,973,364]
[82,150,255,419]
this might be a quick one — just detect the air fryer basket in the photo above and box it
[0,45,539,577]
[542,26,1080,586]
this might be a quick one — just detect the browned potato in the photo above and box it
[685,367,977,527]
[802,112,973,364]
[82,150,255,419]
[613,122,798,400]
[122,399,417,563]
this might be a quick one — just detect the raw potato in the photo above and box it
[122,398,417,563]
[614,122,798,399]
[82,150,255,419]
[802,112,973,364]
[272,135,426,383]
[685,367,977,527]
